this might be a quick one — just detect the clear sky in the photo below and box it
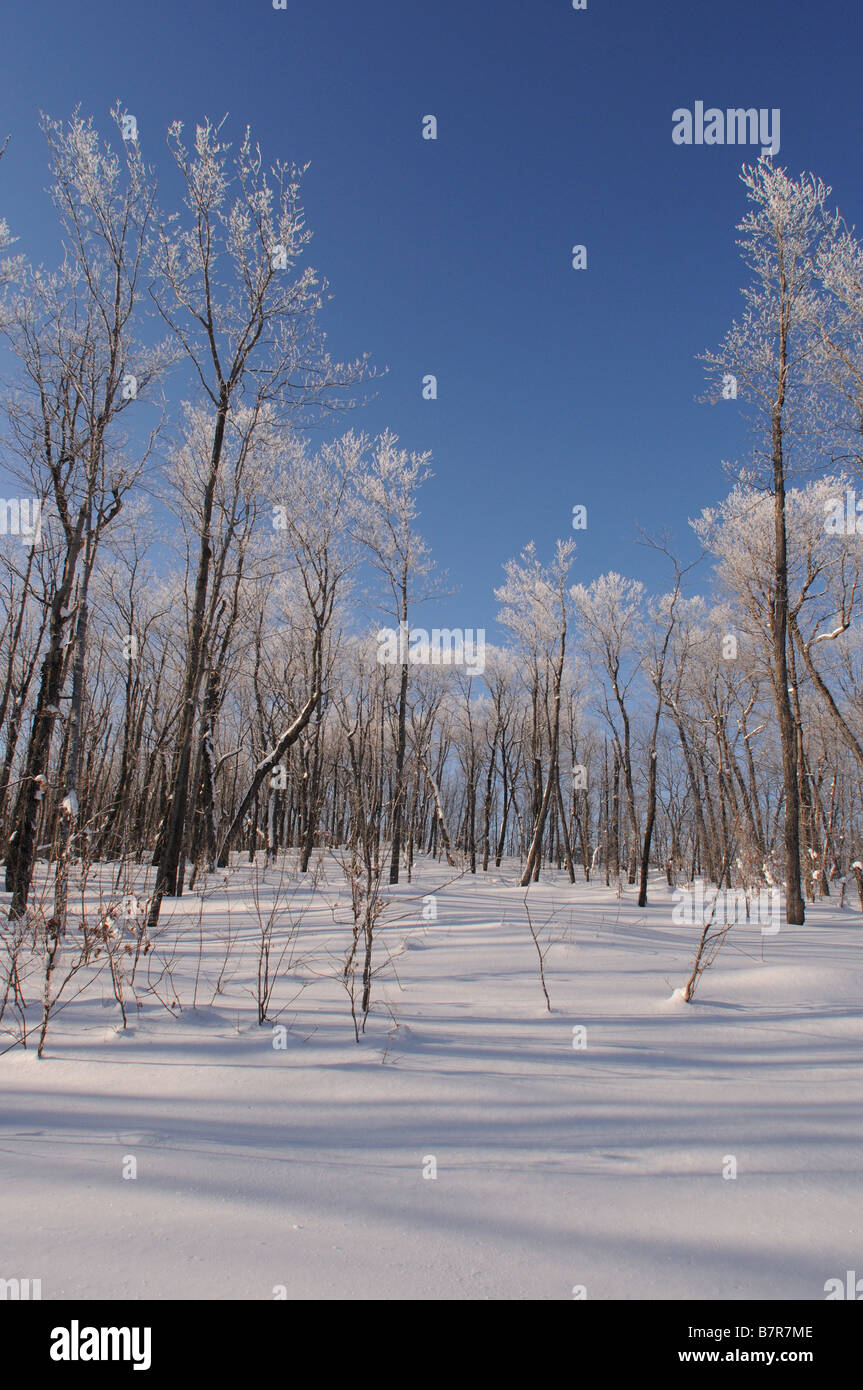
[1,0,860,634]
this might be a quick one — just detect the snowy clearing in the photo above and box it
[2,856,861,1300]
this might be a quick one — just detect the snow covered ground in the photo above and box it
[2,856,862,1300]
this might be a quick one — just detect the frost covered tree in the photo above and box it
[147,115,368,922]
[215,431,365,868]
[497,539,575,886]
[701,158,839,924]
[1,107,162,917]
[571,571,645,883]
[358,431,434,885]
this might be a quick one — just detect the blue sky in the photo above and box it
[1,0,861,634]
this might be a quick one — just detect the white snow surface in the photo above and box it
[2,855,862,1301]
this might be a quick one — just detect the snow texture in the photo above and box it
[2,856,861,1300]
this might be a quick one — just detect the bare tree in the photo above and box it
[358,432,434,884]
[147,116,367,923]
[2,106,162,918]
[701,158,838,923]
[496,540,575,887]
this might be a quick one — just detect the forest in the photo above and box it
[3,108,863,1055]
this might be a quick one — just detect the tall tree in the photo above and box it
[147,116,366,922]
[359,431,433,885]
[702,158,835,924]
[497,539,575,886]
[1,106,161,916]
